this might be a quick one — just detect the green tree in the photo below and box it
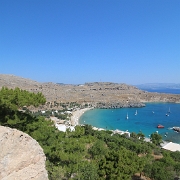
[150,161,174,180]
[137,131,145,141]
[150,132,163,146]
[88,140,107,159]
[98,147,143,179]
[130,132,138,140]
[78,162,98,180]
[174,162,180,177]
[0,87,46,110]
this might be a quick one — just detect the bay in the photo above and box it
[79,103,180,144]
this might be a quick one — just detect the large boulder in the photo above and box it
[0,126,48,180]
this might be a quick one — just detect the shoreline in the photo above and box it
[69,108,180,150]
[70,106,180,145]
[70,107,93,126]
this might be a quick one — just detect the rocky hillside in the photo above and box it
[1,74,180,109]
[0,126,48,180]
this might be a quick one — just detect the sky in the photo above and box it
[0,0,180,85]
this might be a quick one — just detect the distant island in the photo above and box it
[136,83,180,94]
[136,83,180,89]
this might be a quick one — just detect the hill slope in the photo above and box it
[1,74,180,109]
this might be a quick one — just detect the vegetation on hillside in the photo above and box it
[0,87,179,180]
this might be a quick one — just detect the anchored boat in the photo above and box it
[157,124,164,128]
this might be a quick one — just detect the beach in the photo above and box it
[70,107,93,126]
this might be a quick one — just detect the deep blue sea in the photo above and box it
[140,88,180,94]
[79,103,180,144]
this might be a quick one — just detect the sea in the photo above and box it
[140,88,180,94]
[79,89,180,144]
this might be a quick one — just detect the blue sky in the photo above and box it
[0,0,180,85]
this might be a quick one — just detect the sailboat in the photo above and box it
[168,107,171,113]
[126,113,129,120]
[135,110,137,115]
[166,107,171,116]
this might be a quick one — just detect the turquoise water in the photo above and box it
[79,103,180,144]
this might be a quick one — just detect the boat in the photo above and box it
[126,113,128,120]
[135,110,137,115]
[168,107,171,113]
[157,124,164,128]
[166,107,171,116]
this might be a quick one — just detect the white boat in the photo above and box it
[126,113,128,119]
[166,107,171,116]
[135,110,137,115]
[168,107,171,113]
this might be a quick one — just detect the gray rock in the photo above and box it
[0,126,48,180]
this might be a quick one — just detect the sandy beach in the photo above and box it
[70,107,92,126]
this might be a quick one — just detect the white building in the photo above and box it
[162,142,180,152]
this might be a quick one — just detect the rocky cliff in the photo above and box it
[0,126,48,180]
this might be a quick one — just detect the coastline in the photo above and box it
[70,109,169,147]
[70,107,93,126]
[75,103,180,144]
[69,107,180,151]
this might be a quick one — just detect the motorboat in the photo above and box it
[157,124,164,128]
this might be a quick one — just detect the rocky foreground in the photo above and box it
[0,126,48,180]
[0,74,180,109]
